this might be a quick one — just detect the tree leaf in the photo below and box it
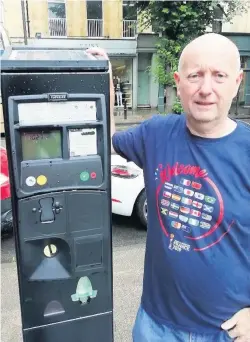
[134,0,250,86]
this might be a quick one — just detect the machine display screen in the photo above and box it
[21,130,62,160]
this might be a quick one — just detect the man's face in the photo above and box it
[174,48,243,123]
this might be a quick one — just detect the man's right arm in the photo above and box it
[109,63,149,169]
[86,47,148,168]
[109,68,116,155]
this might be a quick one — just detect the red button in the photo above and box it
[91,172,96,179]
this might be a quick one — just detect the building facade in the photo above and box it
[222,10,250,106]
[2,0,135,40]
[1,0,250,110]
[1,0,159,110]
[205,8,250,107]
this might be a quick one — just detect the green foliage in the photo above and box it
[172,97,184,114]
[49,3,66,18]
[136,1,249,38]
[136,1,249,86]
[152,38,186,86]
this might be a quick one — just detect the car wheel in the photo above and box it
[135,190,147,228]
[1,209,13,238]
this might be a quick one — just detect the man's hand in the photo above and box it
[221,308,250,341]
[86,47,113,79]
[86,47,114,101]
[85,47,116,151]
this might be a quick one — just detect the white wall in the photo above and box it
[205,8,250,33]
[222,9,250,33]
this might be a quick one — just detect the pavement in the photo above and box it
[114,108,250,128]
[1,215,147,342]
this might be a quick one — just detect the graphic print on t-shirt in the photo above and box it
[155,162,234,253]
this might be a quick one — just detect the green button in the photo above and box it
[80,171,89,182]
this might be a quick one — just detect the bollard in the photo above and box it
[124,99,127,120]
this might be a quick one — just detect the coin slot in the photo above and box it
[44,244,57,258]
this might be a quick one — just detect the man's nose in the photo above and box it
[199,76,213,96]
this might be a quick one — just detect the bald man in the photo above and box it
[87,33,250,342]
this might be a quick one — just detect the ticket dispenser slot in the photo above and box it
[1,48,113,342]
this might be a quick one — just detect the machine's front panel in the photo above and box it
[1,67,113,341]
[18,189,112,330]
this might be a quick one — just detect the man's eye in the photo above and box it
[188,74,200,82]
[216,73,227,82]
[216,72,227,78]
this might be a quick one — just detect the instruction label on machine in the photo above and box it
[69,128,97,157]
[18,101,97,126]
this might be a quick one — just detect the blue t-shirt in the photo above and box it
[112,114,250,333]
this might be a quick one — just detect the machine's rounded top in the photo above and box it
[1,46,109,72]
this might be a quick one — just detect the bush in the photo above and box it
[172,97,183,114]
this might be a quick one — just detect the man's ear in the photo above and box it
[174,72,180,97]
[233,70,244,97]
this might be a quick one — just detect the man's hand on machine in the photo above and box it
[86,47,115,107]
[86,47,113,82]
[86,47,116,149]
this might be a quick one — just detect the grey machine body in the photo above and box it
[1,47,113,342]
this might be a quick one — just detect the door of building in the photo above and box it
[137,71,150,107]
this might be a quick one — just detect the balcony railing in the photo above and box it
[49,18,67,37]
[87,19,103,37]
[123,20,137,38]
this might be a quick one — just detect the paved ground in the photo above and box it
[114,108,250,128]
[1,215,147,342]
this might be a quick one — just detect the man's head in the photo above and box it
[174,33,243,124]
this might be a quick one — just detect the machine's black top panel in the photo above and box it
[1,47,109,72]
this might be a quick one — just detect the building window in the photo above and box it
[238,56,248,104]
[123,1,137,38]
[86,0,103,37]
[110,58,133,108]
[48,0,67,37]
[241,56,247,69]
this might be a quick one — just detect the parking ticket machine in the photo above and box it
[1,48,113,342]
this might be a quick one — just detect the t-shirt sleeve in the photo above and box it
[112,117,153,169]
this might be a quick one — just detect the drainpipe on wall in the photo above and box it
[26,0,30,38]
[21,0,28,45]
[157,30,166,113]
[158,84,165,113]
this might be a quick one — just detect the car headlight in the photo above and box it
[0,173,9,185]
[111,165,140,179]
